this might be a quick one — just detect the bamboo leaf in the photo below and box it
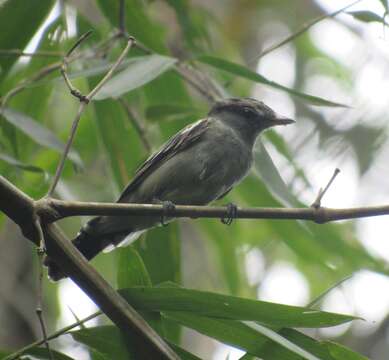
[197,55,348,107]
[119,285,357,328]
[1,108,82,166]
[94,55,177,100]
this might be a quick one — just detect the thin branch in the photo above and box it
[253,0,363,61]
[0,49,63,57]
[88,37,136,99]
[47,36,136,197]
[119,98,152,153]
[0,62,61,112]
[4,311,102,360]
[311,168,340,208]
[131,39,218,102]
[60,31,94,102]
[175,65,217,102]
[34,218,53,360]
[35,197,389,225]
[0,31,122,112]
[47,103,87,196]
[307,274,353,308]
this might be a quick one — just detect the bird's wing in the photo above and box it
[118,118,210,202]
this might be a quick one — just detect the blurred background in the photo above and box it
[1,0,389,359]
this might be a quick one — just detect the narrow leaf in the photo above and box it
[197,55,348,107]
[94,55,177,100]
[117,246,152,289]
[0,152,45,173]
[325,341,369,360]
[244,322,321,360]
[347,10,388,24]
[119,285,357,328]
[71,326,134,359]
[165,313,320,360]
[253,140,298,208]
[1,108,82,166]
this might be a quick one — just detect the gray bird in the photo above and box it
[46,97,294,280]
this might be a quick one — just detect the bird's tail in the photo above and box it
[44,216,129,281]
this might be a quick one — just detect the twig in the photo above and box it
[0,49,63,57]
[47,103,87,196]
[307,274,353,308]
[60,31,93,102]
[175,65,217,102]
[311,168,340,209]
[47,36,136,197]
[253,0,363,61]
[119,98,152,152]
[32,196,389,225]
[130,39,218,102]
[0,31,123,112]
[34,218,53,360]
[0,62,61,113]
[4,311,102,360]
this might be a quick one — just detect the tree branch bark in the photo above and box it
[35,197,389,225]
[0,175,178,360]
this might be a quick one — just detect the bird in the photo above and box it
[45,97,294,280]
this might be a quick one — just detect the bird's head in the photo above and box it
[209,98,294,141]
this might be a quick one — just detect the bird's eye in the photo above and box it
[243,107,252,114]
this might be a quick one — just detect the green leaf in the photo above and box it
[197,55,348,107]
[134,224,181,342]
[253,140,299,207]
[0,0,54,80]
[135,223,181,286]
[164,312,269,356]
[117,246,152,288]
[259,328,333,360]
[258,328,367,360]
[119,285,357,328]
[71,326,134,359]
[347,10,388,24]
[325,341,369,360]
[145,103,200,121]
[244,322,322,360]
[1,108,82,166]
[0,152,46,173]
[165,313,320,360]
[116,246,163,334]
[94,55,177,100]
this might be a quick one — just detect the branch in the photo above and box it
[0,175,178,359]
[47,35,136,196]
[254,0,363,61]
[119,98,152,152]
[0,49,63,57]
[36,197,389,224]
[4,311,102,360]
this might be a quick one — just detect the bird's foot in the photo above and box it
[161,200,176,227]
[221,203,238,225]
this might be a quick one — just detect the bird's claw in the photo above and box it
[221,203,238,225]
[161,201,175,227]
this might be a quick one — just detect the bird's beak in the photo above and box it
[272,114,295,126]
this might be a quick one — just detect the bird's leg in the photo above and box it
[221,203,238,225]
[158,200,176,227]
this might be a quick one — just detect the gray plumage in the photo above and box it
[46,97,294,280]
